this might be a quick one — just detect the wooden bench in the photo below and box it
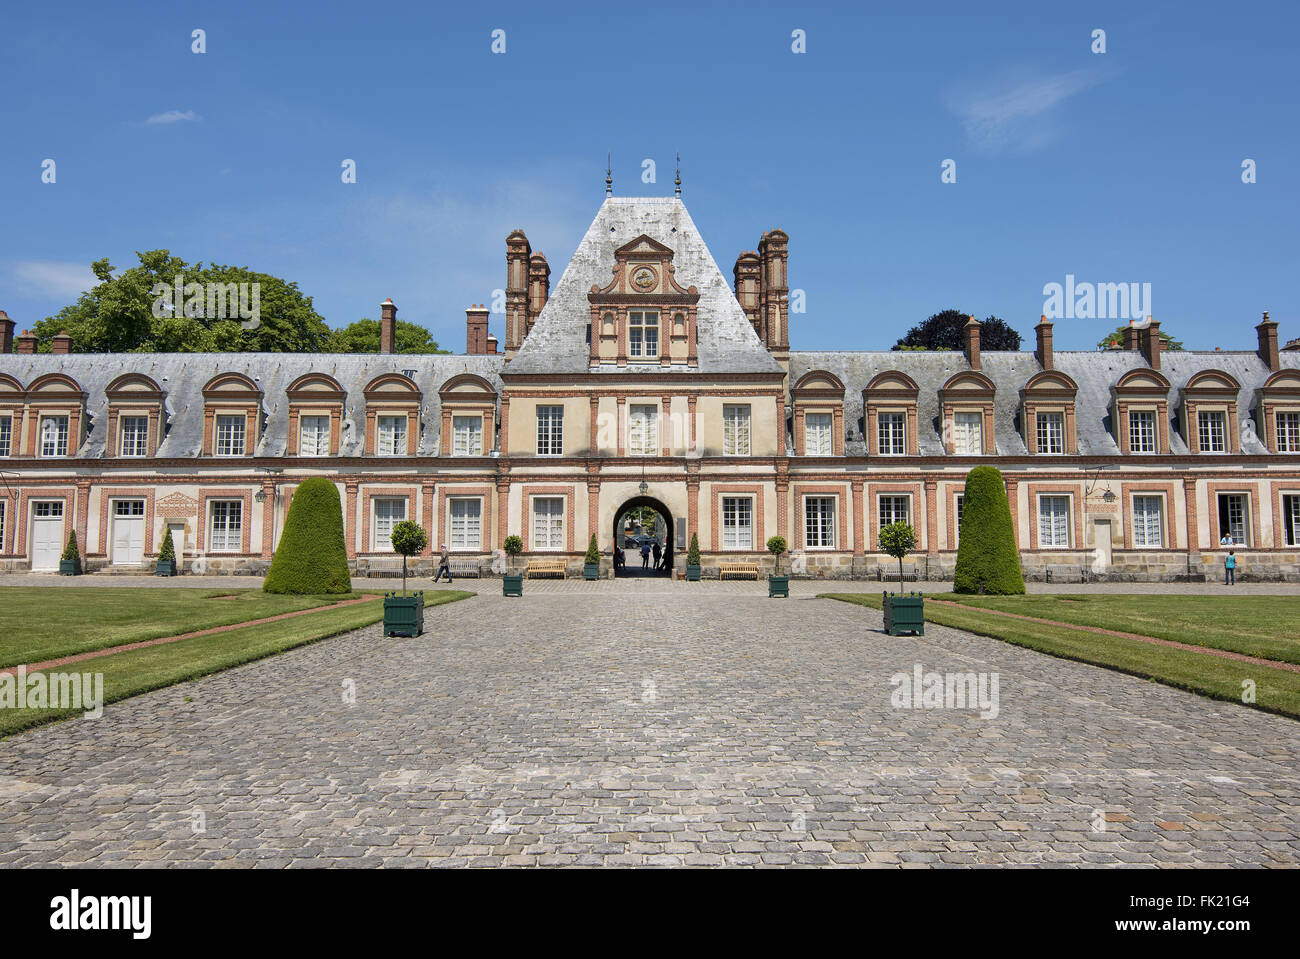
[718,562,760,580]
[526,559,568,579]
[366,557,404,578]
[447,561,482,578]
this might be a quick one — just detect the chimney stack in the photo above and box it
[963,315,981,371]
[504,229,531,356]
[732,251,762,333]
[1122,318,1140,351]
[485,333,499,355]
[1257,311,1279,371]
[380,298,397,354]
[1035,315,1054,370]
[528,252,551,329]
[1139,317,1162,370]
[0,310,13,354]
[15,329,37,354]
[466,305,489,355]
[757,230,790,352]
[51,331,72,354]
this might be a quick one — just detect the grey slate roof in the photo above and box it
[0,352,504,458]
[789,349,1300,457]
[506,197,782,376]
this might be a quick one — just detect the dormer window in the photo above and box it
[120,416,149,457]
[214,414,246,456]
[1197,410,1227,453]
[629,310,659,358]
[40,415,69,457]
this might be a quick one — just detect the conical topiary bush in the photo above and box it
[263,477,352,594]
[953,466,1025,595]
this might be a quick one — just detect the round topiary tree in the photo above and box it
[878,521,917,588]
[263,477,352,594]
[686,532,701,567]
[584,533,600,566]
[389,520,428,596]
[953,466,1025,595]
[766,535,787,575]
[503,534,523,569]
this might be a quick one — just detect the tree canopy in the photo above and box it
[894,309,1022,351]
[325,318,447,354]
[1097,324,1184,351]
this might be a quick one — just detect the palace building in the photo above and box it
[1,195,1298,581]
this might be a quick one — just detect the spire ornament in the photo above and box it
[605,153,613,196]
[674,153,681,196]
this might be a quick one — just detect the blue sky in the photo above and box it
[3,0,1297,352]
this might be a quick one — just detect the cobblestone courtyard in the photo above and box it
[1,582,1297,867]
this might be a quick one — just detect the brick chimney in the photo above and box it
[1139,317,1162,370]
[0,310,13,354]
[1257,311,1279,371]
[963,315,981,371]
[528,252,550,330]
[757,230,790,352]
[15,330,37,354]
[466,305,489,355]
[1122,318,1140,351]
[504,229,531,356]
[380,299,396,354]
[732,251,762,333]
[51,330,72,354]
[1035,315,1054,370]
[485,333,499,355]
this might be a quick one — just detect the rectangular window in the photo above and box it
[114,499,145,517]
[1132,495,1164,549]
[1216,493,1248,545]
[299,415,329,457]
[448,498,482,550]
[1284,495,1300,547]
[33,500,64,519]
[0,416,13,457]
[1129,409,1156,453]
[629,405,658,455]
[1038,495,1070,548]
[531,497,565,551]
[721,496,753,550]
[209,500,242,553]
[804,496,836,549]
[723,404,751,456]
[628,310,659,358]
[878,412,905,455]
[1198,410,1226,453]
[40,415,69,457]
[119,416,149,457]
[954,493,964,547]
[952,411,983,455]
[452,415,483,456]
[805,413,833,456]
[536,406,563,456]
[878,494,911,530]
[1036,412,1064,454]
[376,415,407,456]
[214,414,245,457]
[0,500,5,550]
[372,497,407,552]
[1277,412,1300,453]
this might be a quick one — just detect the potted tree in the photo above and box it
[583,533,601,580]
[156,527,177,577]
[685,533,701,581]
[59,531,82,576]
[503,534,524,596]
[384,520,427,637]
[879,521,923,635]
[767,535,789,597]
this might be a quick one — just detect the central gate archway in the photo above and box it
[613,495,674,577]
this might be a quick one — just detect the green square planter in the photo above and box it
[155,560,176,577]
[383,591,424,637]
[583,564,600,581]
[503,573,523,597]
[59,559,81,576]
[685,564,701,581]
[882,591,924,636]
[768,575,789,598]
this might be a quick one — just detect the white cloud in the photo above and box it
[951,67,1114,154]
[146,109,200,125]
[8,260,97,299]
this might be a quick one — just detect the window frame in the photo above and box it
[1037,494,1071,549]
[1036,411,1064,455]
[535,405,564,456]
[1216,492,1250,546]
[1276,411,1300,453]
[804,495,837,550]
[447,497,483,551]
[877,412,905,456]
[208,499,243,553]
[530,496,565,552]
[628,310,660,359]
[723,404,752,457]
[628,404,659,456]
[805,412,833,457]
[721,495,754,550]
[1128,409,1157,454]
[214,414,246,457]
[39,414,70,458]
[1283,494,1300,547]
[1131,494,1164,549]
[952,410,983,455]
[452,415,483,457]
[371,496,408,552]
[376,414,408,457]
[1197,409,1227,454]
[877,494,911,531]
[118,415,149,457]
[0,415,13,457]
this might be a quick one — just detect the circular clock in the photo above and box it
[632,266,656,291]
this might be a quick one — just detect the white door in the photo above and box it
[30,501,65,571]
[1092,519,1112,570]
[167,522,186,570]
[111,500,146,565]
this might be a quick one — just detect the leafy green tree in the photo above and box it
[503,535,523,569]
[878,522,917,588]
[31,251,331,354]
[953,467,1025,595]
[686,533,701,567]
[766,535,787,575]
[1097,324,1184,351]
[263,478,352,594]
[61,531,81,565]
[389,520,428,596]
[894,309,1021,351]
[325,318,448,354]
[584,534,601,566]
[158,528,176,565]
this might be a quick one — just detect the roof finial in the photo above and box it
[605,153,612,196]
[674,153,681,197]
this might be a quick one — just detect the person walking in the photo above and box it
[1224,550,1236,586]
[640,540,652,568]
[433,543,453,583]
[652,539,662,570]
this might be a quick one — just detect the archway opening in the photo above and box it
[613,495,674,578]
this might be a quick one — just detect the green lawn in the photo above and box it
[0,588,473,737]
[821,593,1300,722]
[0,587,357,668]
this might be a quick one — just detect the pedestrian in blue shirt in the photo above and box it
[1225,550,1236,586]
